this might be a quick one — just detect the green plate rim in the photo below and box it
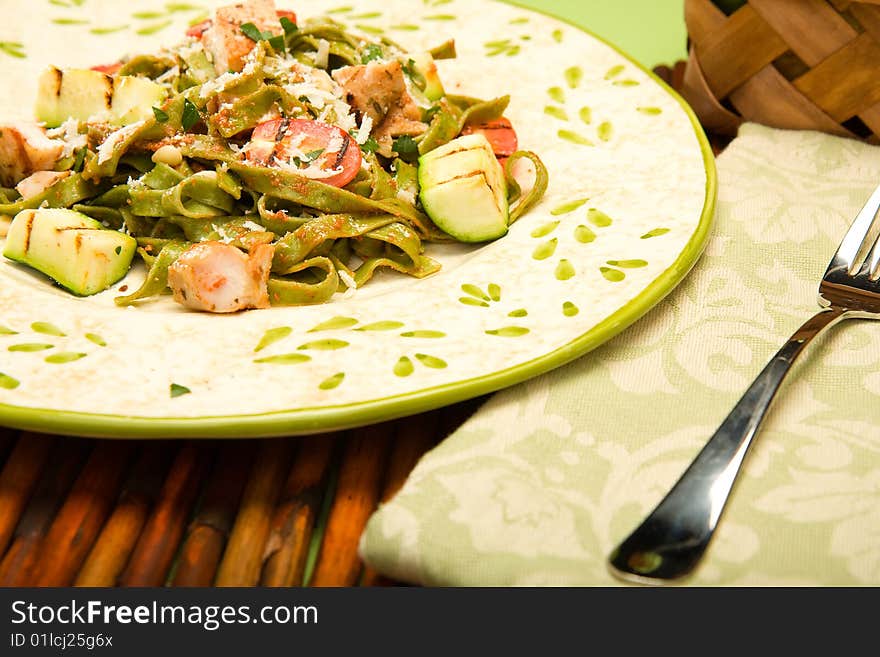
[0,1,717,439]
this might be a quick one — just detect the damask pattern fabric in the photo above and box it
[359,124,880,586]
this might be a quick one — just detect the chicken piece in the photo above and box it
[332,61,427,141]
[168,241,274,313]
[202,0,281,74]
[0,122,64,187]
[15,170,71,200]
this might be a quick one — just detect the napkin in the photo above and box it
[359,123,880,586]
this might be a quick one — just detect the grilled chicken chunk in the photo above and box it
[202,0,281,74]
[168,241,273,313]
[0,122,64,187]
[332,61,427,141]
[15,170,71,200]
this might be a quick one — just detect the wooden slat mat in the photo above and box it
[0,64,707,588]
[0,397,486,587]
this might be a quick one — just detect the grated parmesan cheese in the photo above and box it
[334,107,357,133]
[396,188,416,206]
[199,65,249,99]
[155,65,180,84]
[274,156,343,180]
[337,269,357,298]
[284,83,336,109]
[314,39,330,70]
[325,133,345,155]
[354,115,373,145]
[212,223,234,244]
[47,118,87,159]
[96,121,144,164]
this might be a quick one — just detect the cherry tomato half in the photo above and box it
[276,9,298,24]
[90,62,123,75]
[186,19,212,39]
[461,117,519,158]
[245,118,362,188]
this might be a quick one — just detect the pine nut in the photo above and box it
[152,145,183,166]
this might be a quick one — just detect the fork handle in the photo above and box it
[608,306,849,584]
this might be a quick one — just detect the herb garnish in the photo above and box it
[280,16,297,36]
[292,148,325,168]
[181,98,200,131]
[240,22,285,52]
[401,58,426,89]
[422,105,440,123]
[239,22,264,42]
[360,137,379,154]
[360,43,383,64]
[152,106,169,123]
[392,135,419,163]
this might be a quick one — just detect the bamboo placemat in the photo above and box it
[0,397,488,587]
[0,64,705,588]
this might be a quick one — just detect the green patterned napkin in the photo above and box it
[360,123,880,586]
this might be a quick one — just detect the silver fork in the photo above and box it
[607,182,880,585]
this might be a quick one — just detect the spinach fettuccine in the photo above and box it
[0,0,548,313]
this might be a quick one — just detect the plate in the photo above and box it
[0,0,715,438]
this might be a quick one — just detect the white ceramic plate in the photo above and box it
[0,0,715,437]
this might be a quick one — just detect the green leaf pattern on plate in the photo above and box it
[170,383,191,397]
[31,322,66,337]
[254,327,293,352]
[45,352,86,364]
[297,339,351,351]
[319,372,346,390]
[0,373,21,389]
[308,316,359,332]
[254,353,312,365]
[0,41,26,59]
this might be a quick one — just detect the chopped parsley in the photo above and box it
[239,22,265,42]
[267,34,285,52]
[422,105,441,123]
[392,135,419,163]
[303,148,325,163]
[360,137,379,154]
[280,16,298,36]
[360,43,384,64]
[401,58,426,90]
[240,22,285,53]
[152,106,169,123]
[401,58,417,78]
[292,149,325,168]
[181,99,201,131]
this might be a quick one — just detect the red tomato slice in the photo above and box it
[186,19,212,38]
[461,117,519,158]
[276,9,297,24]
[245,119,362,188]
[90,62,122,74]
[187,10,296,39]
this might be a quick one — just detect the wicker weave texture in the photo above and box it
[683,0,880,141]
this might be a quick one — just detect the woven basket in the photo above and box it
[682,0,880,142]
